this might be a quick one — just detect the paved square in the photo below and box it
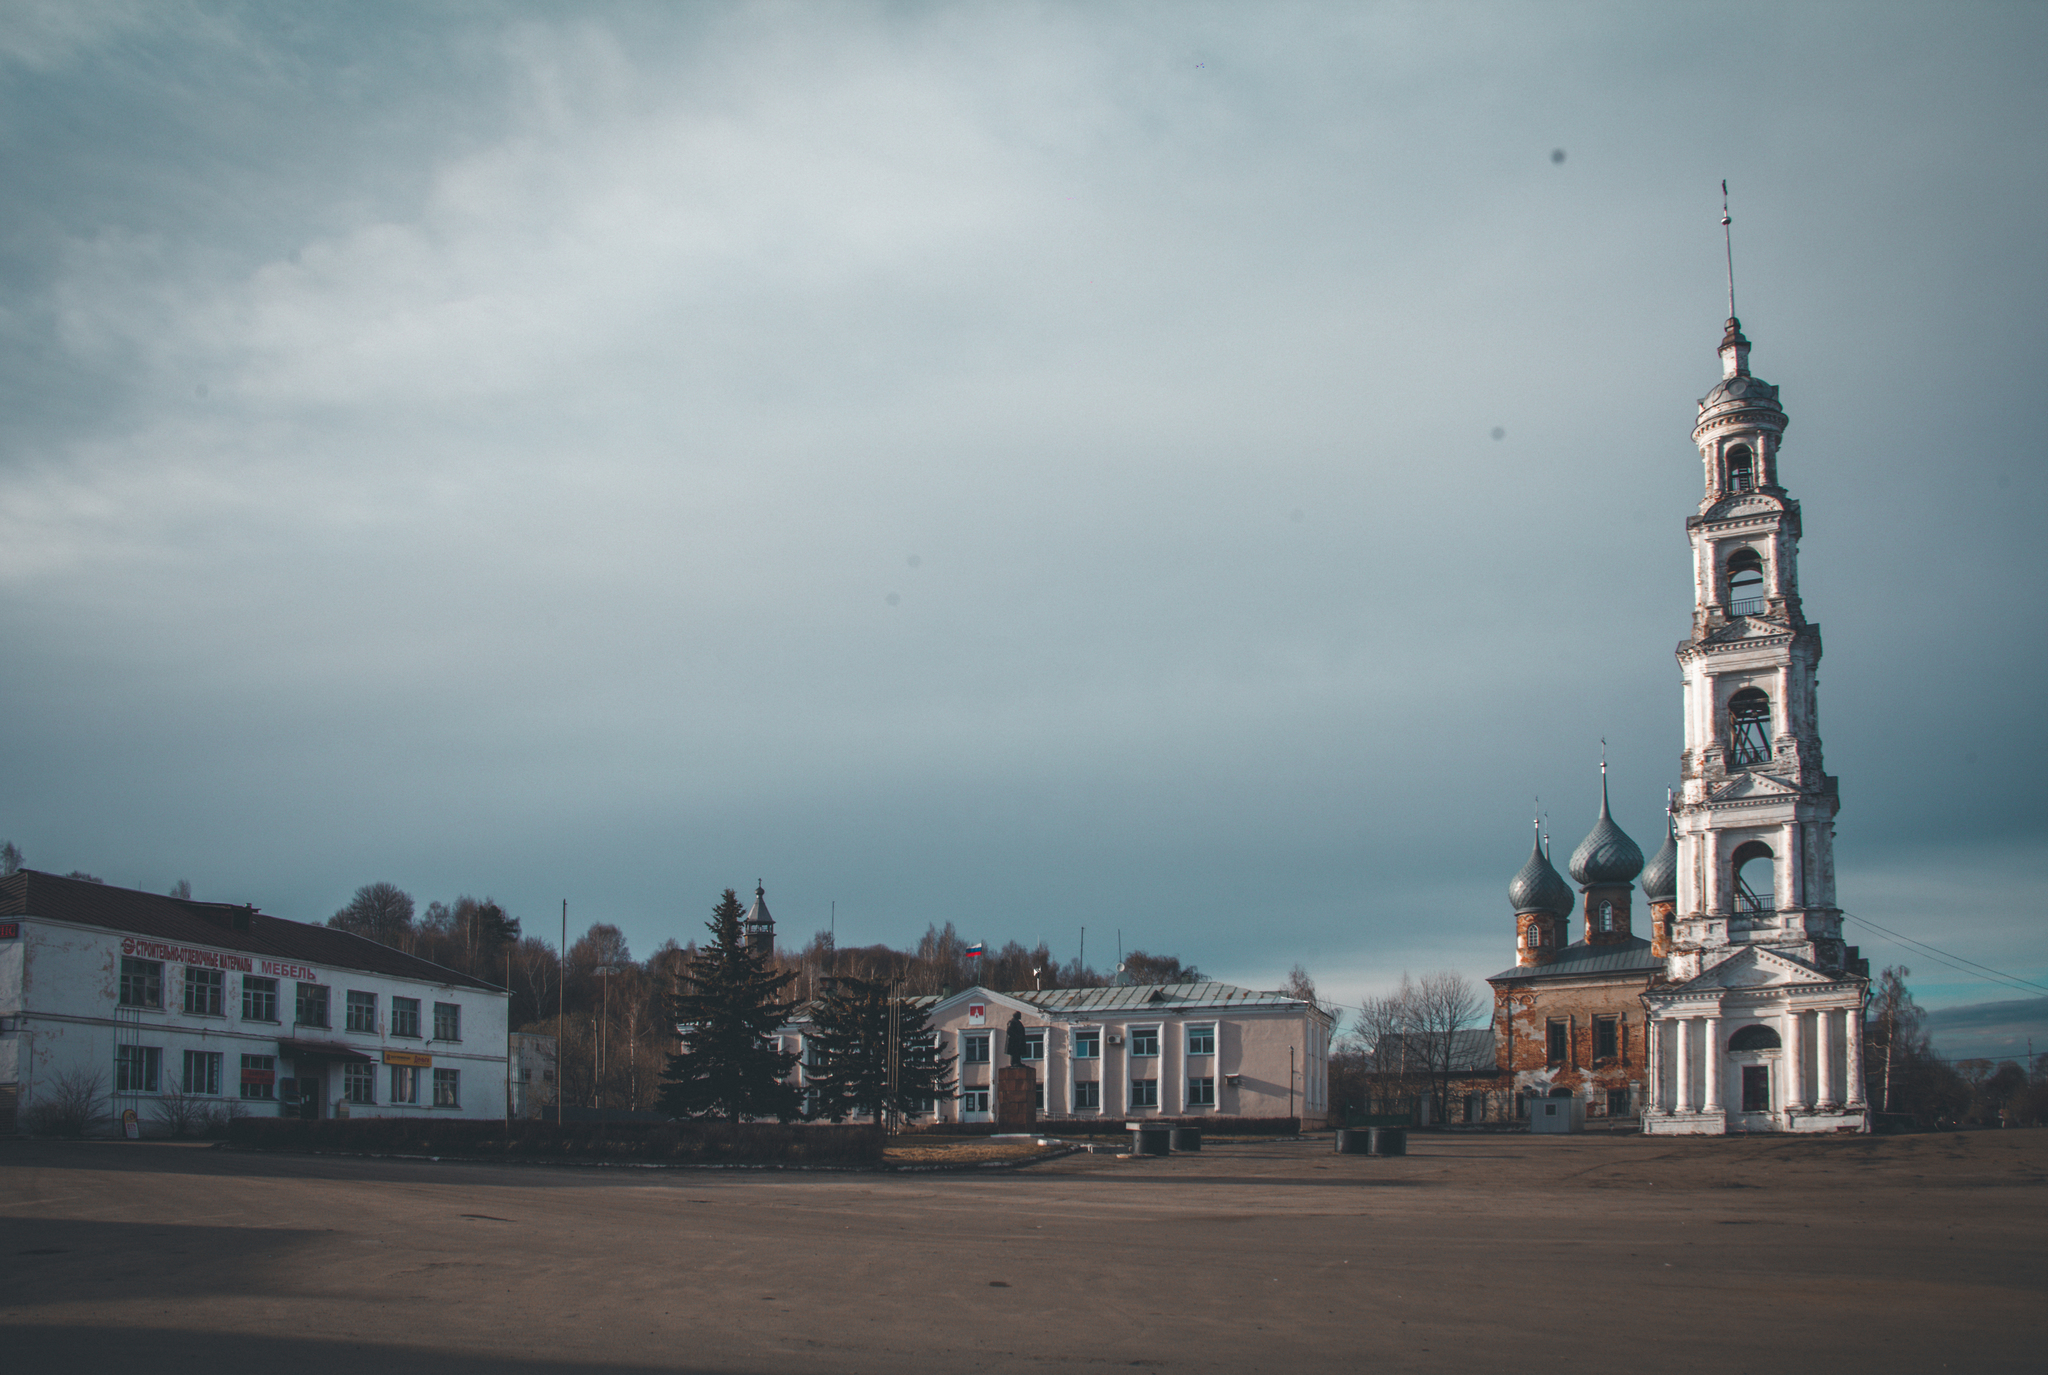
[2,1131,2042,1373]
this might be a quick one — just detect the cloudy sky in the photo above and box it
[2,1,2042,1020]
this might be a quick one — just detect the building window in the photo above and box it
[1022,1030,1044,1061]
[119,957,162,1009]
[1072,1030,1100,1059]
[433,1068,460,1108]
[1596,901,1615,933]
[1186,1024,1215,1057]
[1727,1023,1782,1051]
[181,1049,222,1096]
[1033,1082,1044,1111]
[390,1065,421,1105]
[391,997,421,1038]
[242,977,278,1022]
[183,966,224,1016]
[115,1045,162,1093]
[343,1063,375,1104]
[1129,1026,1160,1058]
[1595,1016,1619,1061]
[962,1033,991,1064]
[1130,1078,1158,1108]
[240,1054,276,1100]
[1188,1076,1216,1106]
[1547,1020,1569,1066]
[1073,1080,1100,1110]
[960,1087,990,1114]
[296,983,330,1028]
[346,990,377,1033]
[1741,1064,1770,1113]
[1727,688,1772,767]
[1606,1087,1632,1117]
[434,1002,461,1041]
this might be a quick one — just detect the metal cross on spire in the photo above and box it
[1722,179,1737,322]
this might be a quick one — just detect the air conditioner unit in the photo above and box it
[1224,1074,1241,1087]
[1107,1034,1124,1046]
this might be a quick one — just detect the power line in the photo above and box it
[1839,909,2048,997]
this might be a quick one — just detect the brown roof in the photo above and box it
[0,870,502,993]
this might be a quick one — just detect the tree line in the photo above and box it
[325,881,1205,1115]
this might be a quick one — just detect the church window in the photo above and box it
[1606,1087,1632,1116]
[1726,444,1755,491]
[1726,548,1766,614]
[1727,688,1772,767]
[1727,1023,1781,1051]
[1731,842,1775,914]
[1546,1020,1569,1066]
[1597,901,1615,933]
[1595,1016,1619,1061]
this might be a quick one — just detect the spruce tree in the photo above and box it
[808,974,956,1125]
[658,889,802,1123]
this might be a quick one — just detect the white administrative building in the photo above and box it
[784,982,1333,1126]
[0,870,510,1133]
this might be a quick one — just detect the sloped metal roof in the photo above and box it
[0,870,503,992]
[1487,935,1663,985]
[1017,981,1312,1014]
[786,981,1313,1023]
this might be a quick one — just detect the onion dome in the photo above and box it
[1508,829,1574,916]
[1568,769,1643,886]
[1641,814,1678,903]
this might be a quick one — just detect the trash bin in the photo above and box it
[1334,1129,1373,1154]
[1126,1124,1172,1156]
[1170,1127,1202,1152]
[1368,1127,1407,1157]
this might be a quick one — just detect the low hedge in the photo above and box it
[897,1115,1301,1138]
[226,1116,882,1164]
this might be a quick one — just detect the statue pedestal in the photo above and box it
[995,1066,1037,1128]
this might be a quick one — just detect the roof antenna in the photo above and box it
[1721,180,1737,322]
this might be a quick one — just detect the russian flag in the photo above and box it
[965,942,985,958]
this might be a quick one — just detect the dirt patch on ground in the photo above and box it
[2,1129,2042,1374]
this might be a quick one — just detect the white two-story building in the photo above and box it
[784,981,1333,1127]
[0,870,509,1134]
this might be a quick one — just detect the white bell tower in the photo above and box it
[1669,303,1853,978]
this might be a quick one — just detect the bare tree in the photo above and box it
[0,840,21,876]
[150,1085,206,1139]
[1411,972,1481,1123]
[1869,965,1923,1115]
[328,882,416,949]
[167,879,192,900]
[1281,964,1322,1010]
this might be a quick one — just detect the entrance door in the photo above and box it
[285,1075,322,1119]
[1741,1065,1770,1113]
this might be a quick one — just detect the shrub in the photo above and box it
[150,1087,208,1139]
[226,1116,884,1165]
[24,1068,110,1139]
